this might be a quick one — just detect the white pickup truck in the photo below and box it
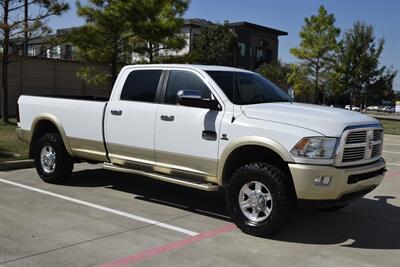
[17,64,386,236]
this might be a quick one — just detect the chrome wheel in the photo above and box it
[239,181,273,222]
[40,145,56,174]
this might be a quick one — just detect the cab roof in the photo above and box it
[126,64,253,73]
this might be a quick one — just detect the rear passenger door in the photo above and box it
[154,69,224,179]
[105,69,164,168]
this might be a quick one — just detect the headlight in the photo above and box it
[291,137,337,159]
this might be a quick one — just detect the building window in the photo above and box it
[27,45,35,56]
[256,48,272,67]
[65,45,76,59]
[238,42,246,57]
[47,45,61,59]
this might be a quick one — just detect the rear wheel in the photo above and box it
[226,163,296,237]
[34,133,73,183]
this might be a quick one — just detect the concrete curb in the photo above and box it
[0,159,34,171]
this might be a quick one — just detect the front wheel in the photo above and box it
[34,133,74,183]
[226,163,296,237]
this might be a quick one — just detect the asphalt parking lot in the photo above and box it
[1,134,400,267]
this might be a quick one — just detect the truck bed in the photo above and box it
[33,95,110,102]
[18,95,109,162]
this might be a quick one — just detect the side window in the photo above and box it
[120,70,162,102]
[165,70,212,104]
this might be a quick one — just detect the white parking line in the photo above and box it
[383,151,400,155]
[387,162,400,167]
[0,178,198,236]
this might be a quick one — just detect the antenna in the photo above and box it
[231,71,236,123]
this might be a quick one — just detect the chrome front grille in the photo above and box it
[371,144,381,158]
[336,126,383,166]
[342,147,365,162]
[373,129,383,141]
[346,131,367,144]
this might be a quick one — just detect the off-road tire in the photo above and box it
[226,162,296,237]
[34,133,73,183]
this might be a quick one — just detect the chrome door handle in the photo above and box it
[111,110,122,116]
[160,115,174,121]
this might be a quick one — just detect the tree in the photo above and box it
[132,0,188,63]
[0,0,69,123]
[366,68,397,105]
[69,0,188,86]
[287,64,314,103]
[68,0,136,85]
[257,60,291,89]
[290,6,340,104]
[337,21,397,107]
[192,22,237,66]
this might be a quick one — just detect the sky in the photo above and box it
[48,0,400,90]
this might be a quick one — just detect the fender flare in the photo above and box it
[217,136,294,185]
[31,113,74,157]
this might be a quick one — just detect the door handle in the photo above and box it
[110,110,122,116]
[160,115,174,121]
[202,130,217,141]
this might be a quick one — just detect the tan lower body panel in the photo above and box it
[107,143,155,166]
[107,143,218,183]
[69,137,108,162]
[289,158,385,200]
[103,163,219,191]
[155,150,218,183]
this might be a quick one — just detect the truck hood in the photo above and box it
[241,102,380,137]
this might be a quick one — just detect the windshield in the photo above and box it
[206,71,292,105]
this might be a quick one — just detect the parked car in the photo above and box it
[16,64,386,237]
[366,106,379,111]
[382,106,395,113]
[345,105,361,112]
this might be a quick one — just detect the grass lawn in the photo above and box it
[0,120,29,162]
[379,119,400,135]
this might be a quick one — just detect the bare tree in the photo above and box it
[0,0,69,123]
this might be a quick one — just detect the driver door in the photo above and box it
[154,69,224,179]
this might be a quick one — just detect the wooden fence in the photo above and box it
[0,57,111,116]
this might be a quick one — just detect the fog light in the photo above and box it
[314,176,331,186]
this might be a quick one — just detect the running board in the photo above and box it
[103,163,219,191]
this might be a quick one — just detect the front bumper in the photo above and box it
[289,158,386,202]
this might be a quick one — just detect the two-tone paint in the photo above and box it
[17,64,386,200]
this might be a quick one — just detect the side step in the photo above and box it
[103,163,219,192]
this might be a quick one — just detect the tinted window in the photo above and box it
[120,70,162,102]
[206,71,292,105]
[165,70,211,104]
